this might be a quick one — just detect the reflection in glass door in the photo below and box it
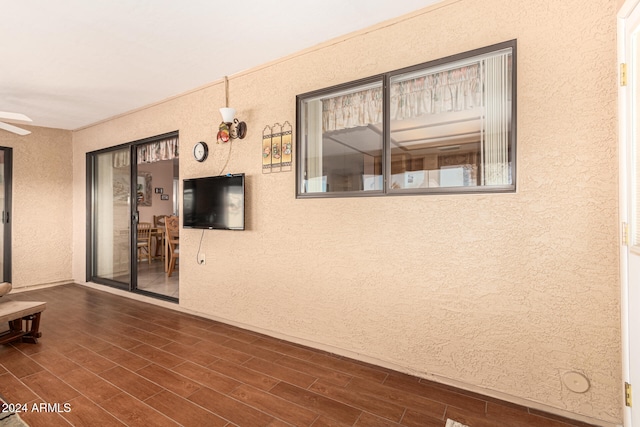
[88,147,131,288]
[0,148,11,282]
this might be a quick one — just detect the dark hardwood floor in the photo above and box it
[0,284,600,427]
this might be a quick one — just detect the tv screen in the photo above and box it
[183,173,245,230]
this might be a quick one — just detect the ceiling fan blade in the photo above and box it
[0,111,32,122]
[0,121,31,136]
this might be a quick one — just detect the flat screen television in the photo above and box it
[183,173,245,230]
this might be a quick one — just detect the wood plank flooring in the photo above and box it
[0,285,600,427]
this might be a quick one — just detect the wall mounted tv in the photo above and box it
[183,173,245,230]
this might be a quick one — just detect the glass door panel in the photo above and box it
[88,133,178,301]
[0,150,5,281]
[132,154,179,300]
[92,148,131,287]
[0,148,11,282]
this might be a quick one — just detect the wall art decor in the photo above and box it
[137,172,152,206]
[262,121,292,173]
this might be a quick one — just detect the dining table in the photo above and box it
[164,226,179,273]
[150,227,165,260]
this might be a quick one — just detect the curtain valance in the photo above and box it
[321,64,482,133]
[390,64,481,120]
[112,136,179,168]
[137,136,179,164]
[322,87,383,132]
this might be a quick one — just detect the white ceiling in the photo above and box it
[1,0,444,131]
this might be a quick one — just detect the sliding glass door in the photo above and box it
[87,131,179,301]
[0,148,11,282]
[87,146,131,289]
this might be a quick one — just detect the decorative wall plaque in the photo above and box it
[262,121,292,173]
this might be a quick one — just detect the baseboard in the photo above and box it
[74,281,618,427]
[8,280,75,293]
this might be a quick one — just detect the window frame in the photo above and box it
[296,75,386,198]
[295,39,517,199]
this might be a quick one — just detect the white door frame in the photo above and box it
[619,1,640,425]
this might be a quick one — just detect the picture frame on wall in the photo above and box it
[137,172,152,206]
[160,194,169,201]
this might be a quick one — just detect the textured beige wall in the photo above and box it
[0,125,73,289]
[72,0,623,423]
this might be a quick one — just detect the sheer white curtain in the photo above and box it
[481,53,511,186]
[305,100,325,192]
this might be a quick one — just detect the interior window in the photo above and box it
[299,80,384,194]
[296,40,516,197]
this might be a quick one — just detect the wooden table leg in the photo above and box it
[0,319,26,345]
[22,312,42,344]
[165,231,169,273]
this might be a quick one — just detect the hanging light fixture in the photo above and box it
[217,76,247,143]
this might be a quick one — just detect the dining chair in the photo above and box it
[137,222,152,264]
[165,216,179,277]
[153,215,167,228]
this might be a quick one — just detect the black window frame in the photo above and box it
[295,39,517,198]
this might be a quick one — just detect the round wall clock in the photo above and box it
[193,141,208,162]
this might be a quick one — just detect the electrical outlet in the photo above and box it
[197,253,205,265]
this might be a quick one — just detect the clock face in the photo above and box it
[193,141,208,162]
